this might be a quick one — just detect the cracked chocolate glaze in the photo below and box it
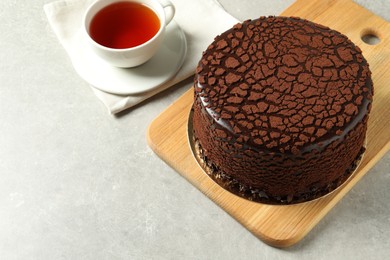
[192,16,373,203]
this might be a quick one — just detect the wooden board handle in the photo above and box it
[283,0,390,50]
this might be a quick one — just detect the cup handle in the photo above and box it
[159,0,175,25]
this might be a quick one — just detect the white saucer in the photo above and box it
[71,21,187,95]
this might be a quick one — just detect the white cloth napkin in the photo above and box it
[44,0,238,114]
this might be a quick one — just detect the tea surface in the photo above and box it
[89,2,160,49]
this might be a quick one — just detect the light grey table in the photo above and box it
[1,0,389,259]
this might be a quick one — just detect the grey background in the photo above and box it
[0,0,389,259]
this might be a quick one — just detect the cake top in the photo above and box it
[195,16,373,154]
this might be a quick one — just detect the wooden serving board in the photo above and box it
[147,0,390,247]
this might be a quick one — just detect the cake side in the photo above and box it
[192,16,373,204]
[193,99,367,203]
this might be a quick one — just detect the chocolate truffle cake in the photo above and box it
[192,16,373,204]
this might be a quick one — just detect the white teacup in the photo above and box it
[83,0,175,68]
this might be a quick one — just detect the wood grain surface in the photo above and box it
[147,0,390,247]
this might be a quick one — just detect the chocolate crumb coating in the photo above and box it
[192,133,365,204]
[192,16,373,204]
